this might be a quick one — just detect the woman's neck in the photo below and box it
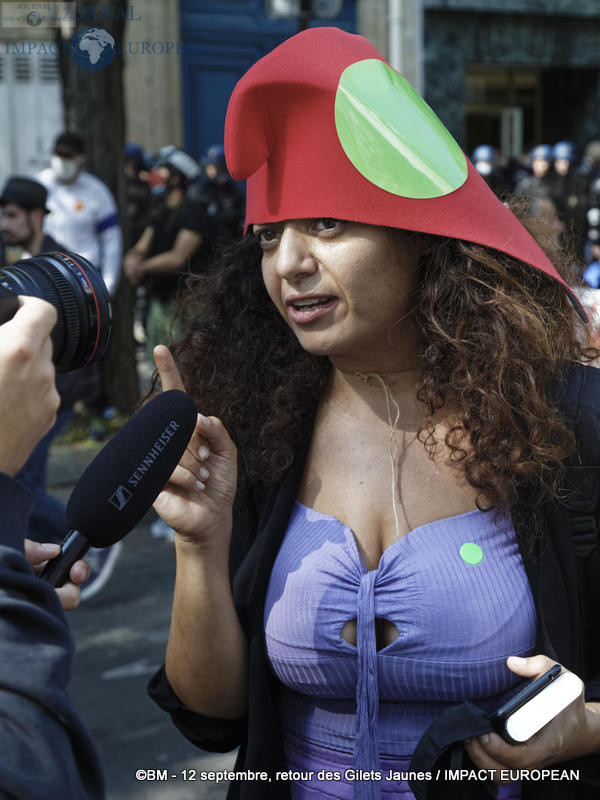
[326,362,422,431]
[332,357,420,390]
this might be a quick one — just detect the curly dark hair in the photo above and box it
[169,211,596,520]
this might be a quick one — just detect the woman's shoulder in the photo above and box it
[555,363,600,414]
[555,363,600,467]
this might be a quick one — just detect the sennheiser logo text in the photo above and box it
[127,420,181,489]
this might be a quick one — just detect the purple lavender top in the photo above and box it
[264,502,536,799]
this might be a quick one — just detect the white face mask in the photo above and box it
[51,155,82,182]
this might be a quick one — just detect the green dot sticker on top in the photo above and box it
[334,59,468,199]
[459,542,484,565]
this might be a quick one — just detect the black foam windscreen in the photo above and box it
[66,390,197,546]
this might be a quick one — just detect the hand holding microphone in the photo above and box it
[151,345,238,547]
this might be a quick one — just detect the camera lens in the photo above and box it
[0,251,112,373]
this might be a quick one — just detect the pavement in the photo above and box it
[48,436,236,800]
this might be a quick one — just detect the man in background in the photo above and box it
[515,144,554,200]
[0,176,62,259]
[196,143,244,258]
[38,131,122,298]
[124,145,205,360]
[546,140,590,264]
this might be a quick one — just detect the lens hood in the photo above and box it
[0,250,112,372]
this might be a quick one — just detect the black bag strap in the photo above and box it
[570,512,598,558]
[560,365,600,557]
[559,365,600,673]
[408,701,497,800]
[564,466,599,558]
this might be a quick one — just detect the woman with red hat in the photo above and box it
[147,28,600,800]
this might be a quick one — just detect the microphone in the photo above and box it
[40,389,197,587]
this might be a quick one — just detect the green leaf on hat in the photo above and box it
[335,59,468,199]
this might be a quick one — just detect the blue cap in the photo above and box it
[156,145,200,181]
[552,140,576,161]
[125,142,144,160]
[202,144,227,168]
[472,144,496,163]
[530,144,552,161]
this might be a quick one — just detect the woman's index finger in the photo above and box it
[153,344,187,393]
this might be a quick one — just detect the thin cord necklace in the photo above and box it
[354,369,419,538]
[354,366,419,385]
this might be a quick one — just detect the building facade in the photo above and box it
[123,0,600,165]
[423,0,600,159]
[1,2,600,181]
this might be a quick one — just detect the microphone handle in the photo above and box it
[39,530,91,587]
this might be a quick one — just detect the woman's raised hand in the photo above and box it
[152,345,238,546]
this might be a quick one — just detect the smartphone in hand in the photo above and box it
[491,664,583,744]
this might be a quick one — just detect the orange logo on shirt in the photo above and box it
[74,200,84,211]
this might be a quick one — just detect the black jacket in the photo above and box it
[148,363,600,799]
[0,473,105,799]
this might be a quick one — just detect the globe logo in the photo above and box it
[71,27,116,71]
[26,11,43,26]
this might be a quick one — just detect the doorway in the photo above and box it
[465,65,540,158]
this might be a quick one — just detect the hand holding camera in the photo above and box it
[0,251,111,475]
[0,252,112,610]
[0,296,60,476]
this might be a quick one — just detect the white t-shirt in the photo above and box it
[37,168,122,296]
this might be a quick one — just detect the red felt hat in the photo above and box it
[225,27,586,321]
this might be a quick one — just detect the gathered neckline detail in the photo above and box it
[294,500,490,572]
